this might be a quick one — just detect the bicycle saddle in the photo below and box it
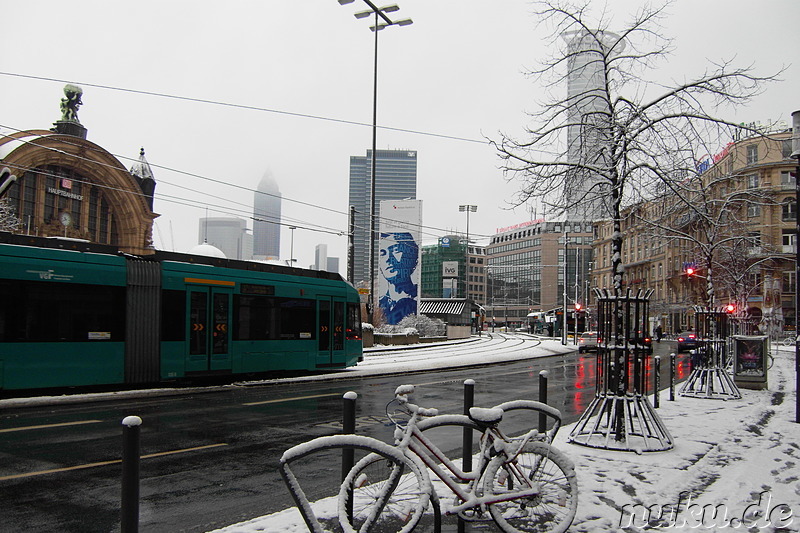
[468,406,503,426]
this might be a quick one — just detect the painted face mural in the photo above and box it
[379,232,417,283]
[378,232,419,324]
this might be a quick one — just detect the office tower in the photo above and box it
[314,244,328,271]
[313,243,341,274]
[348,149,417,285]
[198,217,253,260]
[253,170,281,260]
[562,30,623,220]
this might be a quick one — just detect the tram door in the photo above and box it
[318,297,345,366]
[186,285,233,373]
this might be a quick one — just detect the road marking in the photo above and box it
[0,443,228,481]
[242,392,341,406]
[0,420,103,433]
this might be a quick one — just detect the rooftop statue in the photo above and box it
[59,84,83,123]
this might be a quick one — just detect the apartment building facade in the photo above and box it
[591,129,797,336]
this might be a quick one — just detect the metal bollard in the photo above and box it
[654,355,661,408]
[459,380,475,533]
[342,391,357,522]
[121,416,142,533]
[462,380,474,473]
[669,352,676,401]
[538,370,549,433]
[341,392,357,480]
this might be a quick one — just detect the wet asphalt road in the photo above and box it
[0,339,688,532]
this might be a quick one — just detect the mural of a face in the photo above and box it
[379,232,418,285]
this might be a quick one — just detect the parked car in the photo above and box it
[578,331,599,353]
[676,331,698,352]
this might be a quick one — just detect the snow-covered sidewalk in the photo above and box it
[211,346,799,533]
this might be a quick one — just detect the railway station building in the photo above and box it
[0,85,158,255]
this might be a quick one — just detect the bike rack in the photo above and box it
[568,288,674,452]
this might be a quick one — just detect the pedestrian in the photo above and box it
[655,325,663,343]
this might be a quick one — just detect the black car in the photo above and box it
[676,331,698,352]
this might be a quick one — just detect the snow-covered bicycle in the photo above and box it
[280,384,578,533]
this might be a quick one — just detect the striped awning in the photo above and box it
[419,300,467,316]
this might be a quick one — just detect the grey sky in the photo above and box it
[1,0,797,270]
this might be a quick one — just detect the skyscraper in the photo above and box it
[562,29,623,220]
[253,170,281,260]
[198,217,253,260]
[348,149,417,285]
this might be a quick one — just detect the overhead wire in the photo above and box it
[1,126,488,243]
[0,73,498,243]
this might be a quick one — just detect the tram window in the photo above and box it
[0,280,124,342]
[233,295,315,341]
[346,303,362,340]
[333,302,344,350]
[279,298,315,340]
[161,290,186,341]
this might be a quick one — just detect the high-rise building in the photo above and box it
[253,170,281,260]
[198,217,253,260]
[348,149,417,285]
[562,30,623,220]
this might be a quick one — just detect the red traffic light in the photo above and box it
[685,267,695,276]
[725,303,736,313]
[574,303,582,311]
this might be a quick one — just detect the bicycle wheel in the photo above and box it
[482,441,578,533]
[339,452,430,533]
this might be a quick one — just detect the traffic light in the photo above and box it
[725,303,736,313]
[574,303,582,312]
[685,266,695,277]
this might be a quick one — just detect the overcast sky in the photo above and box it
[1,0,797,271]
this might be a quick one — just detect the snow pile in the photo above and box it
[209,347,799,533]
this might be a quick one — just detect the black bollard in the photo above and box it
[459,380,475,533]
[538,370,549,434]
[121,416,142,533]
[342,391,357,522]
[654,355,661,408]
[669,352,676,401]
[461,380,474,473]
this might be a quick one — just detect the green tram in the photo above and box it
[0,233,362,391]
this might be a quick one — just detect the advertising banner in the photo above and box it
[378,199,422,324]
[442,261,458,278]
[732,335,769,389]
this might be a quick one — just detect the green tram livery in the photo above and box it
[0,233,362,391]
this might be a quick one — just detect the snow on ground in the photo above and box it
[210,341,799,533]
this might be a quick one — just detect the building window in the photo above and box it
[783,139,793,159]
[782,230,795,252]
[747,144,758,165]
[781,170,796,187]
[746,174,759,189]
[747,203,760,218]
[783,199,797,222]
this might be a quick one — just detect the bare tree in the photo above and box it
[494,0,776,450]
[494,0,773,295]
[0,197,20,233]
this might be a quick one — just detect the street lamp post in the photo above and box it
[338,0,412,324]
[792,109,800,424]
[459,204,477,244]
[289,226,297,265]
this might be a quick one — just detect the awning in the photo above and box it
[419,300,467,316]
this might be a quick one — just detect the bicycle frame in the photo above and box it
[395,408,542,516]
